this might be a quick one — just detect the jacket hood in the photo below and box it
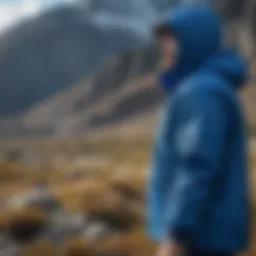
[163,4,222,76]
[204,49,248,89]
[158,4,224,92]
[158,4,248,91]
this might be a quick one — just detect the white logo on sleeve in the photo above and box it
[176,118,200,154]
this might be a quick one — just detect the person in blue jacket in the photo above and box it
[147,3,251,256]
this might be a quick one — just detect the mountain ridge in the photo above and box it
[0,0,256,137]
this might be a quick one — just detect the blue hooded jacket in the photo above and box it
[147,3,251,253]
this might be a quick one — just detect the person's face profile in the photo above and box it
[159,34,179,70]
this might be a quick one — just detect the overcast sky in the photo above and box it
[0,0,76,31]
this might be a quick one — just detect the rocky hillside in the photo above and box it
[0,42,163,137]
[0,3,149,116]
[0,0,255,117]
[1,0,256,137]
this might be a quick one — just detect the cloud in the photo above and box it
[0,0,74,31]
[22,0,41,16]
[0,3,22,30]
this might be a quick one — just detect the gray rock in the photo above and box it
[41,212,88,244]
[0,246,22,256]
[0,235,22,256]
[84,222,115,241]
[6,186,62,215]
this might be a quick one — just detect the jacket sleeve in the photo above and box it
[164,87,230,244]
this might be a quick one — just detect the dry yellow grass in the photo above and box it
[24,241,57,256]
[0,136,254,255]
[59,229,156,256]
[60,237,97,256]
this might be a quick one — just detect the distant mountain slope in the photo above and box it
[1,0,256,138]
[0,4,150,116]
[1,0,255,117]
[0,42,162,137]
[1,39,255,139]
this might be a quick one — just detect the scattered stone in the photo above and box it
[6,185,62,215]
[0,234,20,252]
[0,245,22,256]
[84,222,115,241]
[87,202,142,232]
[41,212,88,244]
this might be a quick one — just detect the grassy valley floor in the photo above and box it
[0,135,254,256]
